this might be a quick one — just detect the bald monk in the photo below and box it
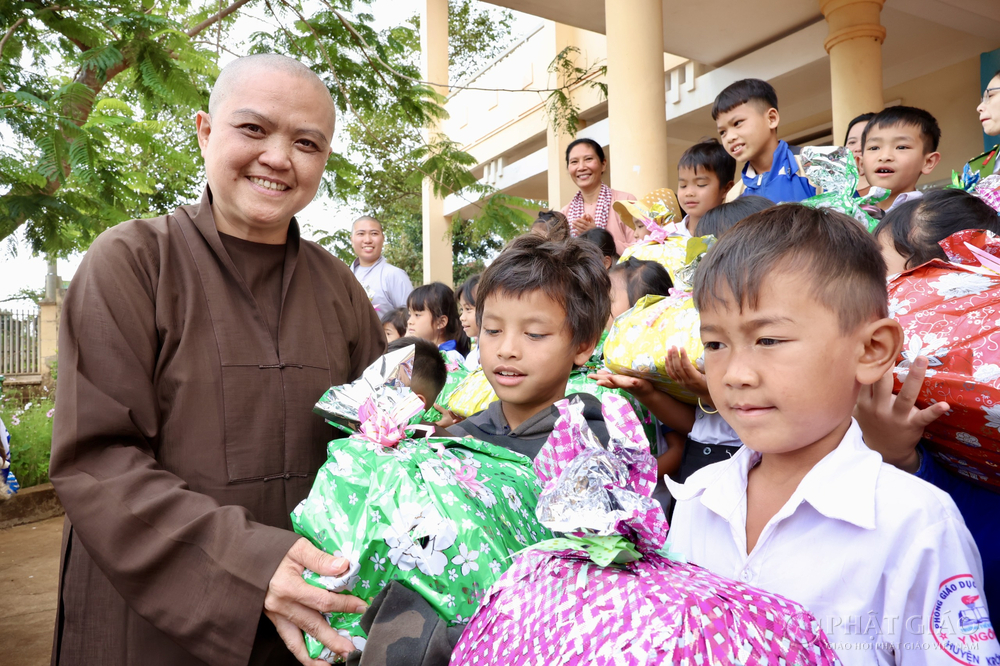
[49,54,385,666]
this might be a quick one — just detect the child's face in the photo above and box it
[699,270,874,457]
[633,220,651,241]
[677,165,731,223]
[383,323,401,343]
[845,121,868,160]
[459,296,479,338]
[716,103,778,165]
[609,272,632,324]
[407,308,444,343]
[861,123,940,196]
[478,289,593,427]
[978,75,1000,136]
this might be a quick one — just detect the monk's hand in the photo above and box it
[854,356,949,474]
[265,538,368,665]
[664,347,712,404]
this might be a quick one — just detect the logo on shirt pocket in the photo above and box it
[930,574,999,665]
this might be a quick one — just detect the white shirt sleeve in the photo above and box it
[886,514,1000,666]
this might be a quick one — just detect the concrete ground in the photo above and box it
[0,517,62,666]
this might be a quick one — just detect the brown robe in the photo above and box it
[48,188,386,666]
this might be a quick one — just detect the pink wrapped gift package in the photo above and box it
[450,395,840,666]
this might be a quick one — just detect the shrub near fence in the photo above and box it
[0,389,54,489]
[1,309,41,375]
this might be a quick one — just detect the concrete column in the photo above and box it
[820,0,886,145]
[604,0,669,196]
[546,22,579,209]
[38,257,61,384]
[420,0,453,287]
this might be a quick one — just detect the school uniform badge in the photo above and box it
[930,574,1000,665]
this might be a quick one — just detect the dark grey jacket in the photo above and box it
[448,392,611,459]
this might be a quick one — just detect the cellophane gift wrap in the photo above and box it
[295,346,551,661]
[603,293,704,404]
[799,146,887,231]
[450,395,840,666]
[423,354,469,422]
[888,229,1000,490]
[619,233,713,293]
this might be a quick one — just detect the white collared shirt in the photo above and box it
[886,189,924,214]
[666,420,999,666]
[659,215,693,238]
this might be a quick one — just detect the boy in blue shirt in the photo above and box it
[713,78,816,204]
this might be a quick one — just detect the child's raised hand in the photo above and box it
[854,356,950,473]
[664,347,711,403]
[433,407,465,429]
[587,371,655,400]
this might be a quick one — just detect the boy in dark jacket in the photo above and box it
[448,234,612,457]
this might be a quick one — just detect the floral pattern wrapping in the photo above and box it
[888,230,1000,490]
[603,293,704,404]
[290,432,550,660]
[423,357,469,423]
[450,394,840,666]
[294,351,551,661]
[618,235,713,293]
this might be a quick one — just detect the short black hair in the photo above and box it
[580,228,618,262]
[476,235,610,348]
[609,258,673,307]
[565,138,605,165]
[711,78,778,120]
[872,189,1000,270]
[386,337,448,406]
[694,204,888,334]
[861,105,941,153]
[407,283,471,356]
[456,274,481,307]
[678,139,737,184]
[380,307,407,337]
[695,196,773,238]
[844,112,876,145]
[532,210,570,242]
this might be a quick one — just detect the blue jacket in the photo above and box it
[917,444,1000,610]
[739,140,816,204]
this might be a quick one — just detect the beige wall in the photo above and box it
[883,56,984,187]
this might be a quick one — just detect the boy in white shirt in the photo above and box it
[666,204,999,666]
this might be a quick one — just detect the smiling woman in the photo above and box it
[560,138,636,255]
[195,54,337,244]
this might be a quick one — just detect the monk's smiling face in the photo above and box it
[196,59,335,244]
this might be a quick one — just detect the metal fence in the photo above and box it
[0,309,40,375]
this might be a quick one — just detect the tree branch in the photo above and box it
[0,18,27,63]
[186,0,253,38]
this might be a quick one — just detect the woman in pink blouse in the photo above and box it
[560,138,637,255]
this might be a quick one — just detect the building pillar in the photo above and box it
[38,259,62,384]
[546,22,579,210]
[604,0,669,196]
[421,0,453,287]
[820,0,886,145]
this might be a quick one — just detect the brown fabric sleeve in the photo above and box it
[49,227,300,666]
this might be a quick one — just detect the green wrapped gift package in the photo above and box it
[294,347,550,661]
[798,145,888,232]
[422,354,469,422]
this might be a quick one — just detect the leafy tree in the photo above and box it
[0,0,544,285]
[309,0,543,285]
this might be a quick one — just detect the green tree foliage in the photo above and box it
[0,0,543,282]
[309,0,543,285]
